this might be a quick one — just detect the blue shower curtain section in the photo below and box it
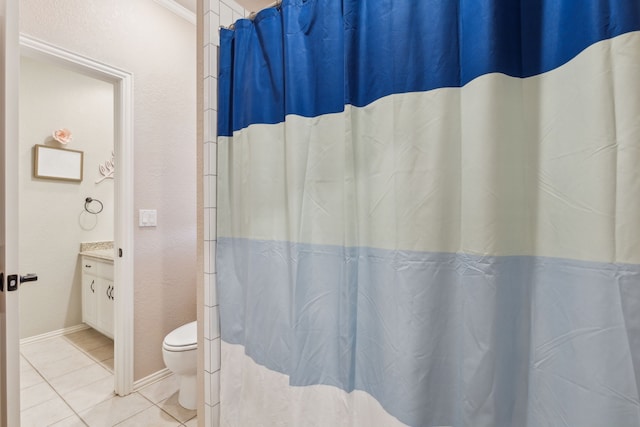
[218,0,640,134]
[217,1,640,426]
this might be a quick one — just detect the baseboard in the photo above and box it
[20,324,90,345]
[133,368,173,391]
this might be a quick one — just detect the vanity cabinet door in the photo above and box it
[81,262,98,329]
[81,256,114,338]
[98,279,115,339]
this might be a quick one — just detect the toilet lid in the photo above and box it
[163,320,197,351]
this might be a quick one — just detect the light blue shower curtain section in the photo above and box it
[216,1,640,426]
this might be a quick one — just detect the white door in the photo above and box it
[0,0,21,425]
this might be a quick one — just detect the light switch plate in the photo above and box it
[139,209,157,227]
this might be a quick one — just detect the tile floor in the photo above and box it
[20,327,197,427]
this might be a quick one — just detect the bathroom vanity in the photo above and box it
[79,242,115,338]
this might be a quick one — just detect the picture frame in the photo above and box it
[33,144,84,182]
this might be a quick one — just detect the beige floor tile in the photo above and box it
[157,393,197,423]
[21,336,73,353]
[138,374,179,404]
[60,375,115,413]
[114,405,182,426]
[79,392,153,427]
[20,332,202,427]
[48,363,112,395]
[64,327,102,343]
[100,357,114,371]
[184,416,198,427]
[20,363,45,389]
[21,337,79,367]
[50,414,88,426]
[20,395,74,427]
[36,349,96,381]
[85,342,114,363]
[20,381,58,411]
[65,329,113,352]
[20,356,32,371]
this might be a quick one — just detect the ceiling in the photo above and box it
[173,0,275,14]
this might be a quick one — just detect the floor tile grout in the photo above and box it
[20,327,196,427]
[135,392,186,425]
[22,343,98,425]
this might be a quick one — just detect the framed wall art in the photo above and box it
[33,144,84,182]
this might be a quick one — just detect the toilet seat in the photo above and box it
[163,320,197,352]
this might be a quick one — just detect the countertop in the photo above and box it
[79,241,114,262]
[79,249,115,262]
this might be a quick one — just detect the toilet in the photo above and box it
[162,321,197,410]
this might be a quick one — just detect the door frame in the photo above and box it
[1,0,21,424]
[19,34,135,396]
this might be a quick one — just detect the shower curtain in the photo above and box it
[216,1,640,426]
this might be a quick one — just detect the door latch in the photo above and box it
[7,274,18,291]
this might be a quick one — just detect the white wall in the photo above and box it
[19,56,115,339]
[20,0,197,380]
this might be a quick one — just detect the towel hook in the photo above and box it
[84,197,103,214]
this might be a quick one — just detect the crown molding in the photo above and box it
[154,0,196,25]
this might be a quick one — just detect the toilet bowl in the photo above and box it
[162,321,197,410]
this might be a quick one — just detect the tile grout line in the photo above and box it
[136,392,186,425]
[56,333,116,422]
[20,350,91,426]
[62,334,115,372]
[20,331,115,426]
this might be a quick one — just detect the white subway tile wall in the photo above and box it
[203,1,248,425]
[219,4,233,31]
